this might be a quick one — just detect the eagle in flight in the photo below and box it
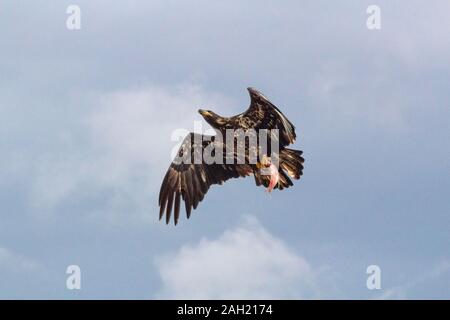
[159,87,304,225]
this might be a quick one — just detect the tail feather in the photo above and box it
[280,148,304,180]
[253,148,304,190]
[277,170,293,190]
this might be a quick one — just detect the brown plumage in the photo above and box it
[158,87,304,225]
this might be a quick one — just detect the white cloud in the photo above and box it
[376,259,450,300]
[29,84,233,225]
[0,246,40,273]
[307,61,409,131]
[376,286,407,300]
[155,216,319,299]
[384,1,450,69]
[87,84,232,181]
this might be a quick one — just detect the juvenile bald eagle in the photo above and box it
[159,87,304,225]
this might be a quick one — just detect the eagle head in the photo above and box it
[198,109,226,128]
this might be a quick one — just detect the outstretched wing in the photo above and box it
[242,87,296,147]
[158,133,252,225]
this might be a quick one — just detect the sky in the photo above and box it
[0,0,449,299]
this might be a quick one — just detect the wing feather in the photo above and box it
[158,133,251,225]
[242,88,296,147]
[174,191,181,225]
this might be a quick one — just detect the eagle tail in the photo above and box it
[254,148,304,190]
[280,148,304,180]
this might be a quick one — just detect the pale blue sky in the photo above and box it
[0,1,449,299]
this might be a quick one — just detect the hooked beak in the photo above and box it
[198,109,211,117]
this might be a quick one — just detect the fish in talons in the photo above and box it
[257,155,280,193]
